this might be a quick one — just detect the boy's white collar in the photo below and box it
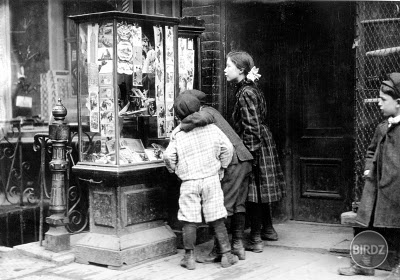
[388,115,400,127]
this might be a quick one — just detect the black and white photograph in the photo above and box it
[1,1,400,280]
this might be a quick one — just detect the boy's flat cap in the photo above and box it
[174,93,200,120]
[181,89,206,104]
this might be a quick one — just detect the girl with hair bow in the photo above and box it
[225,51,286,253]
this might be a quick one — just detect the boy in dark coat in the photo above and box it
[338,73,400,279]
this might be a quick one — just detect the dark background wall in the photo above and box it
[182,0,356,223]
[182,0,289,220]
[182,0,224,109]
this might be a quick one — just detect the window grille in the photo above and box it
[355,2,400,200]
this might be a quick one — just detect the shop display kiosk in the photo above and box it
[69,11,179,269]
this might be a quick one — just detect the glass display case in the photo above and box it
[69,11,178,269]
[72,11,179,168]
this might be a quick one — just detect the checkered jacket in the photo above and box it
[164,124,233,181]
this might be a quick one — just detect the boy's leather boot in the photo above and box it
[385,264,400,280]
[261,203,278,241]
[180,250,196,270]
[246,202,264,253]
[221,251,239,268]
[195,236,221,263]
[181,223,197,270]
[384,250,400,280]
[231,212,246,260]
[337,259,375,276]
[212,218,239,268]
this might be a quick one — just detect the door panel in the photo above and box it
[287,3,355,223]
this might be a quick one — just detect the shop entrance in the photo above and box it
[225,2,355,223]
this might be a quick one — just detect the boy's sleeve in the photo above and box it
[163,138,178,173]
[217,128,233,168]
[180,110,214,132]
[364,125,380,171]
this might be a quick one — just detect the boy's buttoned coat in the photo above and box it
[356,120,400,228]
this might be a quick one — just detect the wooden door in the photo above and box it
[286,3,355,223]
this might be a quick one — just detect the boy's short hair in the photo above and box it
[381,73,400,99]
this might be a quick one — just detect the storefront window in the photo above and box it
[10,0,48,119]
[6,0,179,124]
[8,0,115,122]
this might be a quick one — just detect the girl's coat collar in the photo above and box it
[234,78,254,89]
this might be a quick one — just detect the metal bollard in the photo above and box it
[45,98,70,252]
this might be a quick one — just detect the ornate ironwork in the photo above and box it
[0,120,40,207]
[33,133,50,246]
[65,126,89,234]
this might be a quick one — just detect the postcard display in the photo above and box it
[177,18,205,95]
[70,12,179,268]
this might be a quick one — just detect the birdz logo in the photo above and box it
[350,230,388,268]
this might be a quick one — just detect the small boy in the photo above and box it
[177,89,253,262]
[338,73,400,279]
[163,94,238,270]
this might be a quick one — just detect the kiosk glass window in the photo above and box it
[73,12,178,166]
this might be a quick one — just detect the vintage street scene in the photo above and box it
[1,1,400,279]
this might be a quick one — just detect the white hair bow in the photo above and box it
[247,66,261,82]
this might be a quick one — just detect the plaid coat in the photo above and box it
[232,78,286,203]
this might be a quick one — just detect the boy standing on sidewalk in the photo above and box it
[178,89,253,262]
[338,73,400,279]
[163,94,238,270]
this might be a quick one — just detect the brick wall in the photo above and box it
[182,0,224,110]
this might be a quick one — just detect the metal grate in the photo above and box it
[355,2,400,201]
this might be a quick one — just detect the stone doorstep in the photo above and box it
[340,211,360,227]
[10,233,88,266]
[13,242,75,266]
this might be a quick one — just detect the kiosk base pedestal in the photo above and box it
[75,225,176,269]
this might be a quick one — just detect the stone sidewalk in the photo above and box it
[0,221,394,280]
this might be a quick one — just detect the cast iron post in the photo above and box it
[45,98,70,252]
